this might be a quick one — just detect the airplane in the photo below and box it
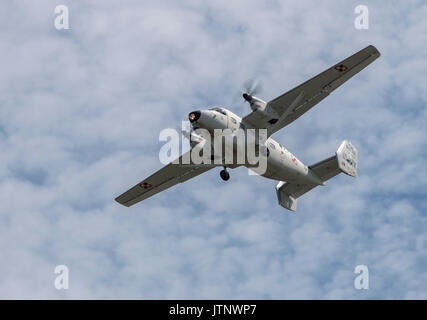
[115,45,380,211]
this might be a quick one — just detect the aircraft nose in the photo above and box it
[188,110,201,123]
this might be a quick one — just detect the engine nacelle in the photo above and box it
[244,95,279,121]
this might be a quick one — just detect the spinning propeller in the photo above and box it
[242,79,262,102]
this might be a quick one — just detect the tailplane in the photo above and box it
[276,140,358,211]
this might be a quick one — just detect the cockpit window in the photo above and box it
[210,107,227,115]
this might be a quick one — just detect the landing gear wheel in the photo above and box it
[220,169,230,181]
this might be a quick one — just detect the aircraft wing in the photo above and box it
[243,45,381,137]
[115,151,217,207]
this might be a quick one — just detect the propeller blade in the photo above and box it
[231,79,264,106]
[251,81,262,96]
[243,79,255,94]
[243,79,262,96]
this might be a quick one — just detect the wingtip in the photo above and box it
[115,197,130,207]
[368,44,381,57]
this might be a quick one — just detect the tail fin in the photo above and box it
[275,140,357,211]
[336,140,358,177]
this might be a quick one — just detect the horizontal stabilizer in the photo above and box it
[276,140,358,211]
[275,181,298,211]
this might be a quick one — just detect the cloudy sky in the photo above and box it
[0,0,426,299]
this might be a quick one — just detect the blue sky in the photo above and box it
[0,0,426,299]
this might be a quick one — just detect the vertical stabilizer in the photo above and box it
[336,140,358,177]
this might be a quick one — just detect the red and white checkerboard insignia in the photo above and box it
[292,157,298,165]
[139,182,152,189]
[334,64,348,72]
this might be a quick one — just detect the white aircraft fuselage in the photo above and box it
[189,107,324,186]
